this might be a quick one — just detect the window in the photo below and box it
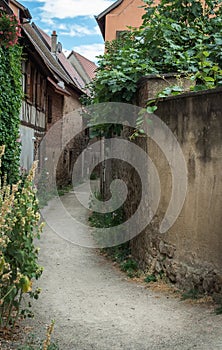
[116,30,128,40]
[25,61,35,103]
[47,96,52,123]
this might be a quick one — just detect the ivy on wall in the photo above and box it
[0,10,23,184]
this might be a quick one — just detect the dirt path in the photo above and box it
[29,191,222,350]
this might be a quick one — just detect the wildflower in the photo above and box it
[0,9,21,47]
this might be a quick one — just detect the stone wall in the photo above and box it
[128,81,222,296]
[136,74,193,106]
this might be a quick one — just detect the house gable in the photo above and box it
[68,51,97,86]
[96,0,145,41]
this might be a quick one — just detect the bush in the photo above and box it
[0,146,43,328]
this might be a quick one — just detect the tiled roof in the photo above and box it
[34,25,86,91]
[10,0,32,20]
[71,51,97,81]
[22,23,74,86]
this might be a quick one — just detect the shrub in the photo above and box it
[0,146,43,328]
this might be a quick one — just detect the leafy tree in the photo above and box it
[85,0,222,111]
[140,0,222,85]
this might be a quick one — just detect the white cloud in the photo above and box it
[73,44,104,63]
[60,25,100,37]
[63,49,71,57]
[41,17,56,26]
[40,0,115,19]
[58,23,68,30]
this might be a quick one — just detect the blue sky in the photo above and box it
[22,0,116,62]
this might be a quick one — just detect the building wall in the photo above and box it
[56,90,85,187]
[117,82,222,295]
[20,124,34,172]
[8,1,19,17]
[44,86,87,188]
[63,89,82,115]
[104,0,210,42]
[105,0,145,41]
[68,54,89,86]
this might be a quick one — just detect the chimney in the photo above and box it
[51,30,57,58]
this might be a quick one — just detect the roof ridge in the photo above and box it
[32,25,85,91]
[22,23,73,85]
[73,51,91,82]
[70,51,97,83]
[96,0,123,20]
[73,50,96,66]
[32,23,51,50]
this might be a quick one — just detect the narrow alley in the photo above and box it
[29,191,222,350]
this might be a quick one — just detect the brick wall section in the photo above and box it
[135,74,194,106]
[44,86,88,188]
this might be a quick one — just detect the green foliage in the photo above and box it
[85,36,154,105]
[101,243,131,264]
[144,274,157,283]
[89,190,125,228]
[0,9,21,47]
[141,0,222,81]
[0,44,23,184]
[215,305,222,315]
[89,194,140,278]
[89,172,98,180]
[0,149,43,328]
[181,288,200,300]
[84,0,222,136]
[89,208,125,229]
[120,258,139,278]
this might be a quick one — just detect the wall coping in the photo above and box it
[154,85,222,103]
[137,73,182,87]
[138,74,222,103]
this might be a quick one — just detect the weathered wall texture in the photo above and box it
[129,82,222,295]
[56,91,86,187]
[105,0,145,41]
[136,74,194,106]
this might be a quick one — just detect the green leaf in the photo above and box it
[204,76,215,82]
[146,106,157,114]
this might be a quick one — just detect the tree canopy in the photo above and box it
[85,0,222,106]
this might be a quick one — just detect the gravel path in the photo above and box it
[29,191,222,350]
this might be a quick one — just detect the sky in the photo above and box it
[22,0,116,62]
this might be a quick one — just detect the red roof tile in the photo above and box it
[72,51,97,81]
[35,26,86,91]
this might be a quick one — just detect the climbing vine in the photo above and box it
[0,9,23,184]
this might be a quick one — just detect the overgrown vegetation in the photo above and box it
[0,9,22,184]
[0,146,43,328]
[181,288,200,300]
[84,0,222,136]
[89,201,140,278]
[0,10,44,328]
[144,274,157,283]
[215,305,222,315]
